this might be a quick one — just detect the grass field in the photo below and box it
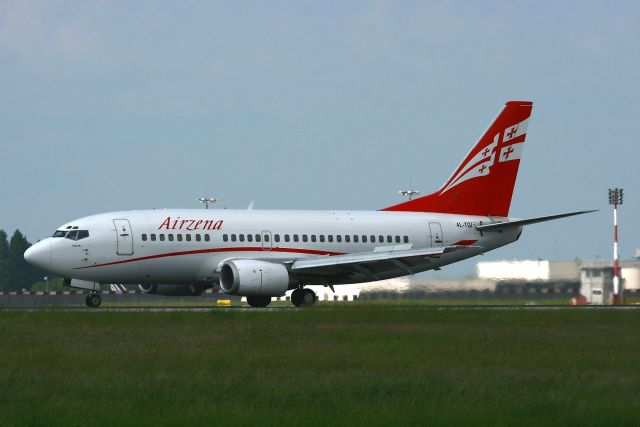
[1,305,639,426]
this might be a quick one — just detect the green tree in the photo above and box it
[9,230,42,291]
[0,230,10,292]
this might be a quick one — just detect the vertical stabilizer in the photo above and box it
[382,101,533,217]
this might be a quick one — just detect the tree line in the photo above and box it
[0,230,43,292]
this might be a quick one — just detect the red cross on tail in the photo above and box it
[382,100,533,217]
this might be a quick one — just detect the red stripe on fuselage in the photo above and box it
[453,240,478,246]
[73,247,345,270]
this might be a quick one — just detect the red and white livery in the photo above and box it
[25,101,592,307]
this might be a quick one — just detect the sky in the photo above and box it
[1,0,638,277]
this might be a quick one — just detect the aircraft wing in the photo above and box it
[476,210,596,232]
[290,245,478,282]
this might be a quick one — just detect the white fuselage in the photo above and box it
[29,209,521,287]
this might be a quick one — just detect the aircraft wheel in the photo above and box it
[247,295,271,308]
[85,294,92,307]
[291,288,304,307]
[301,288,317,306]
[86,293,101,308]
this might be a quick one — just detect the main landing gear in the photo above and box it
[85,293,102,308]
[291,288,317,308]
[246,295,272,308]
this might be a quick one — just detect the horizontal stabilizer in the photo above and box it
[476,210,597,231]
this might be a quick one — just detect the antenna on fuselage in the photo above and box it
[197,197,218,209]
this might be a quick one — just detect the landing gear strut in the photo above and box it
[85,293,102,308]
[291,288,316,307]
[247,295,271,308]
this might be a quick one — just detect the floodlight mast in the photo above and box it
[608,187,624,304]
[197,197,217,209]
[398,190,420,200]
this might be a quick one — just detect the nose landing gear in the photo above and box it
[85,293,102,308]
[291,287,317,307]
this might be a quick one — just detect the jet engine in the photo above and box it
[138,284,210,296]
[219,260,290,296]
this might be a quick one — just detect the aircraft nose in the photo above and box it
[24,240,52,270]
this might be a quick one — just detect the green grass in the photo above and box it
[1,305,639,426]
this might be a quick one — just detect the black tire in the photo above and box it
[89,294,102,308]
[291,289,304,307]
[247,295,271,308]
[301,288,317,306]
[85,294,93,307]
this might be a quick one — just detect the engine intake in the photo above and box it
[219,260,290,296]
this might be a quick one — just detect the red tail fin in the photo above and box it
[382,101,533,217]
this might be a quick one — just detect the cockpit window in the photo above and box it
[52,230,67,238]
[65,230,90,241]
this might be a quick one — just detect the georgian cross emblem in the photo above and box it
[482,147,491,157]
[503,145,515,159]
[479,164,487,173]
[507,127,517,139]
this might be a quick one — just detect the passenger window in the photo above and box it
[378,235,384,243]
[387,235,392,243]
[186,234,192,242]
[151,234,156,241]
[293,235,299,242]
[362,235,367,243]
[328,235,334,243]
[177,234,183,242]
[223,234,228,242]
[319,235,325,243]
[336,235,342,243]
[353,235,359,243]
[160,234,165,242]
[395,236,401,243]
[231,234,237,242]
[247,234,253,242]
[345,235,350,243]
[284,234,290,242]
[142,234,147,241]
[264,234,270,242]
[256,234,262,242]
[302,235,308,242]
[404,236,409,243]
[168,234,174,241]
[196,234,201,242]
[205,234,210,242]
[239,234,245,242]
[371,235,375,243]
[311,235,317,242]
[274,234,280,242]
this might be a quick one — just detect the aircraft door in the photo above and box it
[114,219,134,255]
[428,222,443,247]
[261,230,272,251]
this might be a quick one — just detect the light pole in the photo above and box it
[608,187,624,304]
[398,190,420,200]
[197,197,217,209]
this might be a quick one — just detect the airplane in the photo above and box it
[24,100,593,308]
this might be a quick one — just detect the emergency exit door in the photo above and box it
[114,219,134,255]
[428,222,443,247]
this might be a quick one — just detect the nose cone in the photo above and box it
[24,240,52,270]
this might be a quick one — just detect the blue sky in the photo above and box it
[1,1,638,276]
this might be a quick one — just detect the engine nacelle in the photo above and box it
[138,284,210,296]
[219,260,290,296]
